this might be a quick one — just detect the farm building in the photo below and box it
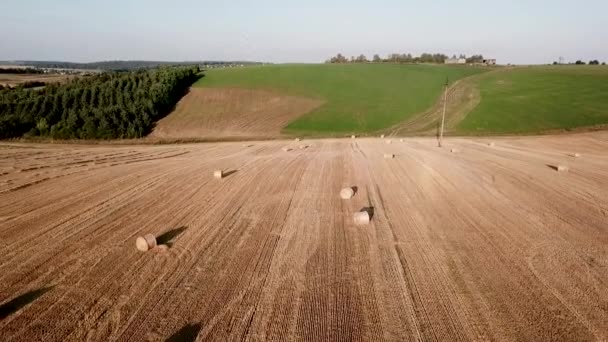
[483,59,497,65]
[445,58,466,65]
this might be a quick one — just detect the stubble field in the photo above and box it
[0,133,607,341]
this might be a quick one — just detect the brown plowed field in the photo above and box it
[1,133,607,341]
[0,74,75,87]
[150,88,323,139]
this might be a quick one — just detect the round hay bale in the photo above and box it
[340,187,355,200]
[556,165,569,172]
[351,135,356,139]
[299,145,308,150]
[136,234,157,252]
[144,234,157,249]
[386,140,392,144]
[354,211,370,225]
[384,154,395,159]
[573,153,581,158]
[295,138,301,142]
[214,170,223,179]
[282,147,292,152]
[399,139,404,143]
[451,148,459,153]
[135,237,149,251]
[488,142,495,147]
[380,134,385,139]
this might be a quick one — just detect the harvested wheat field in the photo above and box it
[150,88,324,139]
[0,132,607,341]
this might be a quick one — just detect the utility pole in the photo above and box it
[438,77,449,147]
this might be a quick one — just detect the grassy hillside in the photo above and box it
[457,66,608,134]
[195,64,486,134]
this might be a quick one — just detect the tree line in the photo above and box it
[2,60,263,71]
[326,53,485,64]
[0,66,200,139]
[0,67,44,74]
[554,60,606,65]
[0,81,46,91]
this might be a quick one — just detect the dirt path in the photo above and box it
[387,69,510,137]
[0,133,607,341]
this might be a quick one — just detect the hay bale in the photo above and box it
[354,211,370,225]
[488,142,495,147]
[351,135,356,139]
[399,139,404,143]
[386,140,392,144]
[282,147,292,152]
[136,237,148,251]
[384,154,395,159]
[136,234,157,252]
[340,187,355,200]
[556,165,569,172]
[299,145,308,150]
[214,170,223,179]
[380,134,385,139]
[573,153,581,158]
[295,138,301,142]
[451,148,459,153]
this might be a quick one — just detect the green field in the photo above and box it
[195,64,486,134]
[457,66,608,134]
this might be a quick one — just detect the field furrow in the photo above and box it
[1,132,607,341]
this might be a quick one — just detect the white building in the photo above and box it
[445,58,466,65]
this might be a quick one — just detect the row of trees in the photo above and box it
[6,60,263,71]
[326,53,484,64]
[0,66,200,139]
[578,60,603,65]
[553,60,606,65]
[0,67,43,74]
[0,81,46,91]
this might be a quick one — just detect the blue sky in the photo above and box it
[1,0,606,64]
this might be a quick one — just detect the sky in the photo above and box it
[1,0,607,65]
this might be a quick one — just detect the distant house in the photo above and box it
[483,59,497,65]
[445,58,466,65]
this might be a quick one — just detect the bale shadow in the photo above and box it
[352,186,358,195]
[157,226,188,247]
[360,207,375,220]
[546,164,559,171]
[0,287,53,320]
[165,323,202,342]
[223,170,238,178]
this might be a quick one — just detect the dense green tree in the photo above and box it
[465,55,484,63]
[0,66,200,139]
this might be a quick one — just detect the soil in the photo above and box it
[0,74,75,87]
[150,88,324,140]
[0,132,607,341]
